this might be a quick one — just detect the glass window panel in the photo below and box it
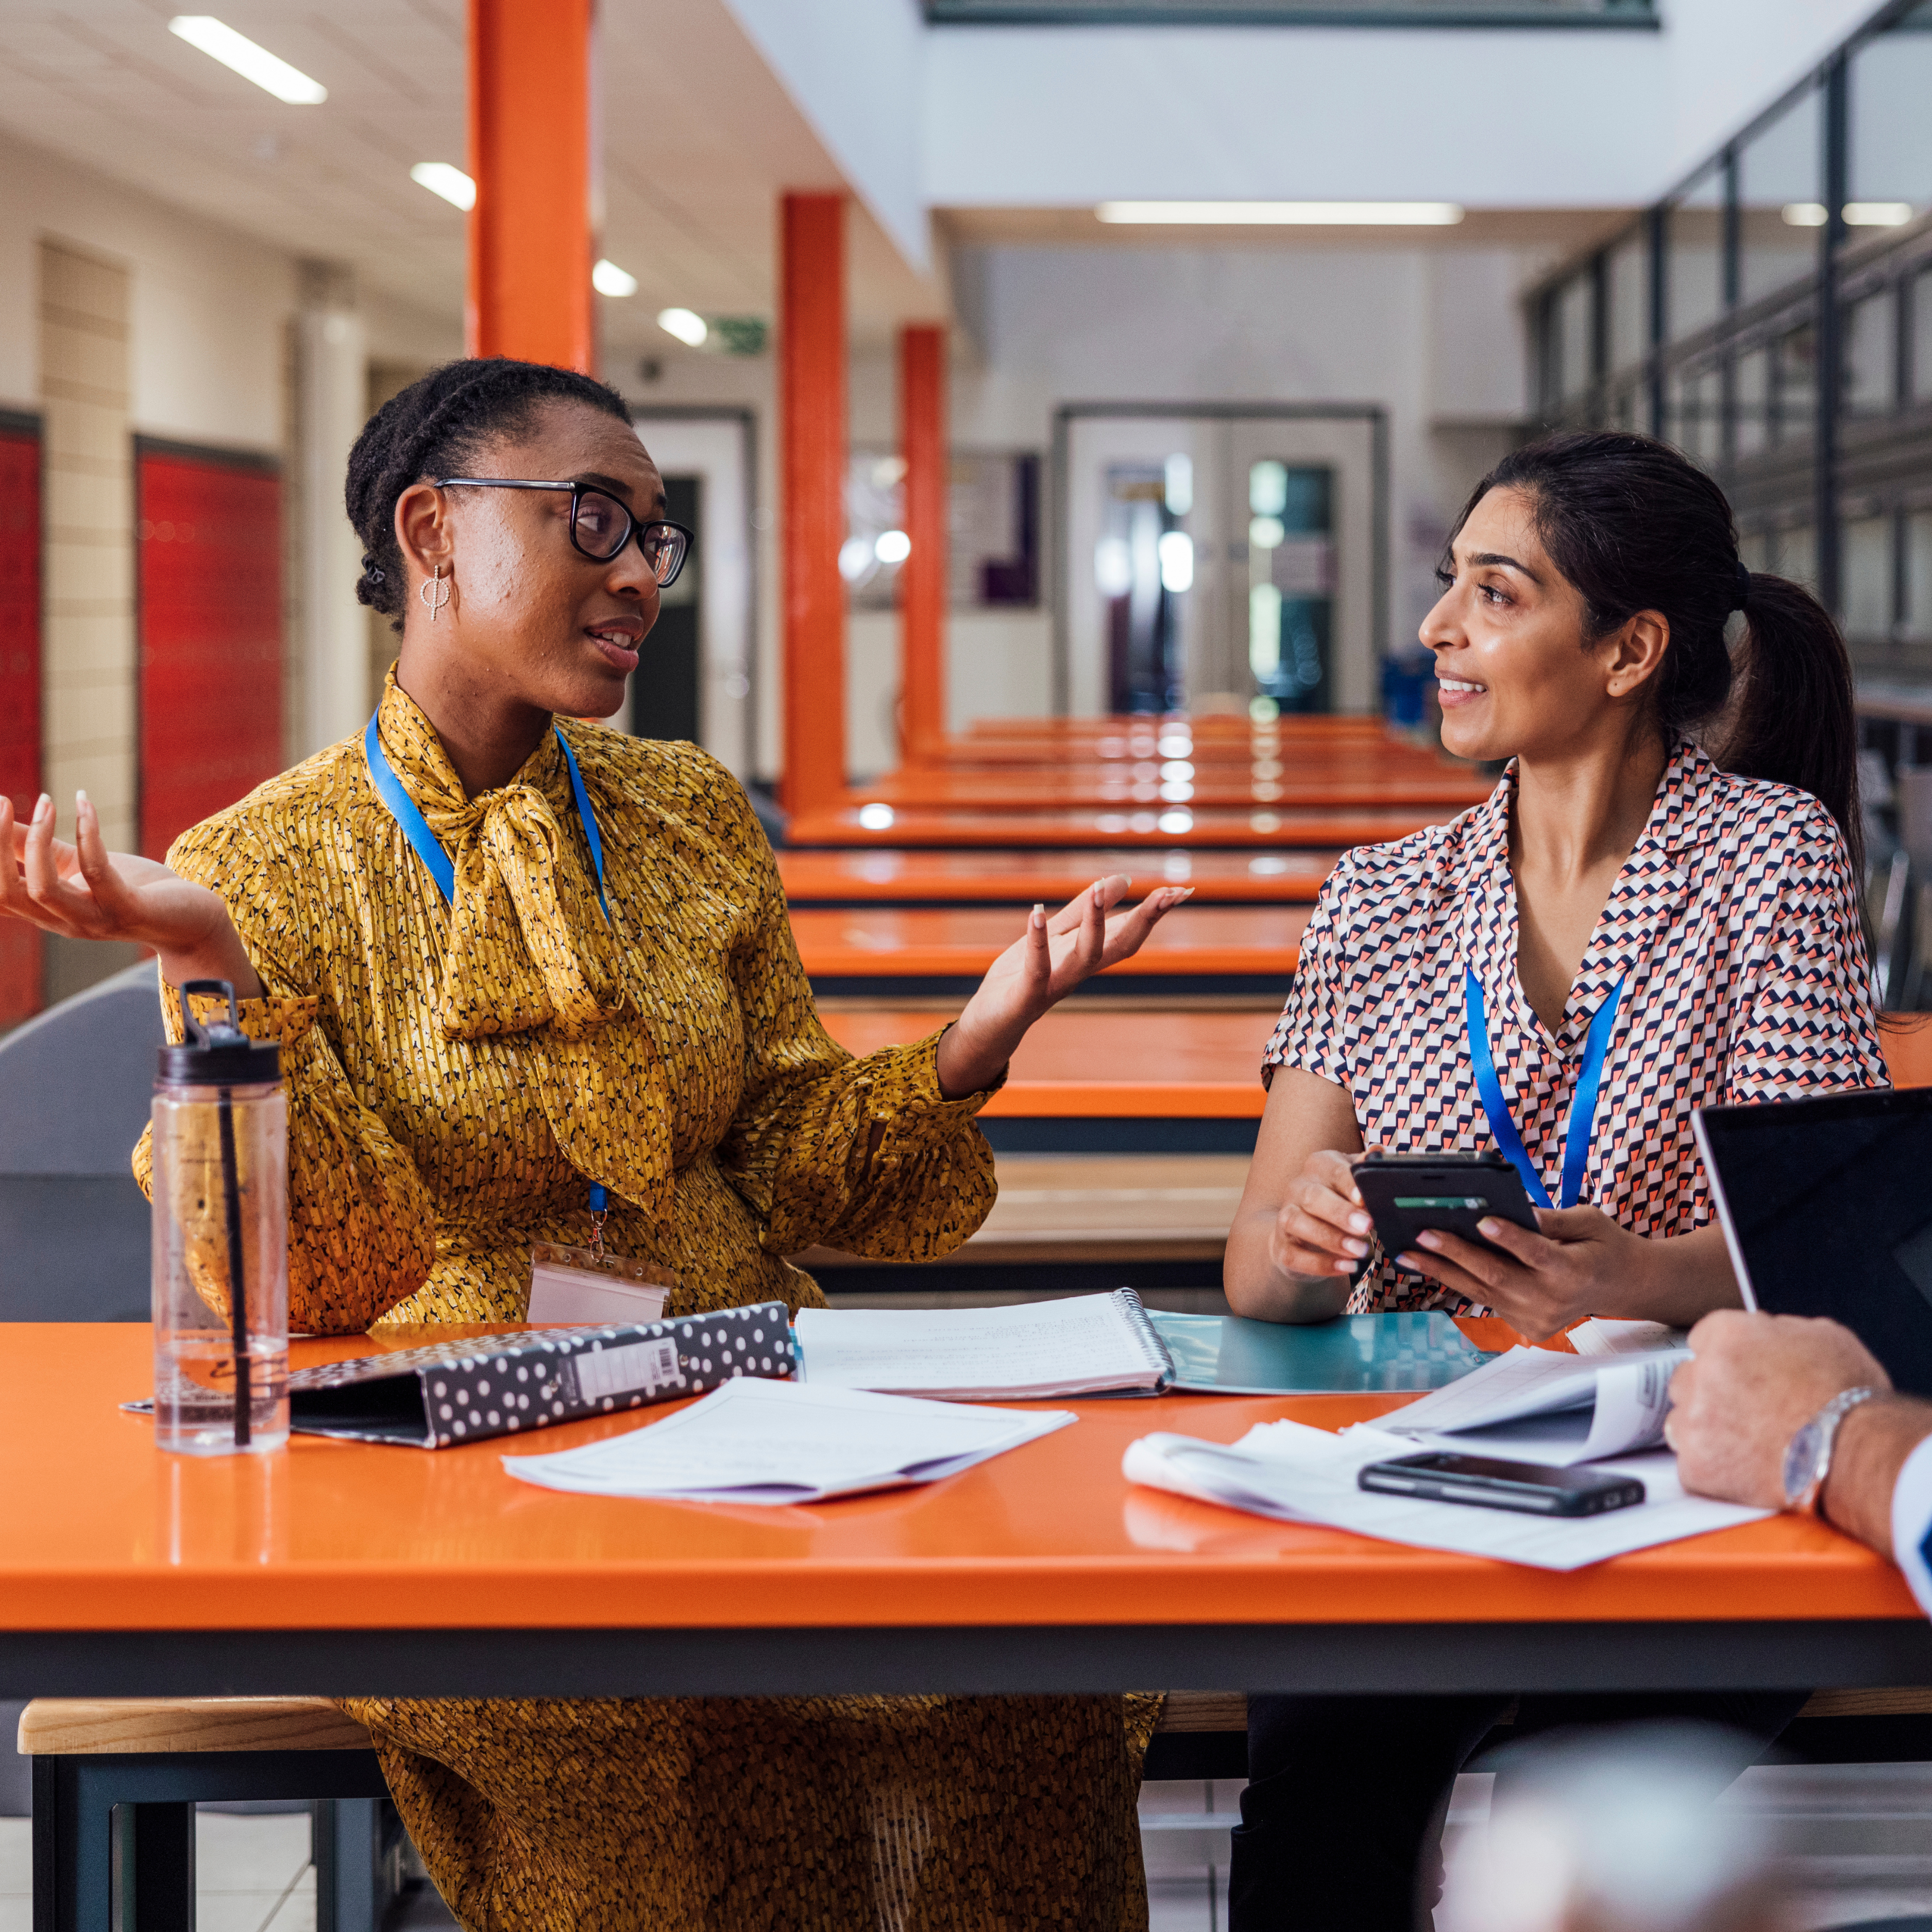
[1740,528,1776,575]
[1670,366,1720,467]
[1736,346,1770,458]
[1777,523,1819,595]
[1739,86,1823,307]
[1913,269,1932,399]
[1907,510,1932,638]
[1843,514,1894,638]
[1607,232,1649,373]
[1850,14,1932,228]
[1557,276,1594,401]
[1669,171,1725,343]
[1608,385,1641,433]
[1844,290,1897,415]
[1773,320,1818,444]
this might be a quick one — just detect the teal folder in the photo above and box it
[1146,1310,1489,1396]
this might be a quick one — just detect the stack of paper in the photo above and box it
[1567,1317,1688,1358]
[794,1290,1173,1399]
[1376,1345,1689,1466]
[502,1377,1074,1504]
[1122,1420,1766,1571]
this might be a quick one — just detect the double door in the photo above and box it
[1062,410,1381,717]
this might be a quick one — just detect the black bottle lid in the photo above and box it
[156,979,281,1086]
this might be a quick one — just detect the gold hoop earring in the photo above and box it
[421,566,450,622]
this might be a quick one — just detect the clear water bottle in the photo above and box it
[150,980,289,1454]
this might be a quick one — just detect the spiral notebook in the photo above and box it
[792,1289,1173,1399]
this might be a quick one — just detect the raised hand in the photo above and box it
[934,874,1191,1098]
[0,792,260,994]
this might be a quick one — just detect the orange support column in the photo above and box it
[468,0,595,371]
[779,193,848,818]
[899,325,948,764]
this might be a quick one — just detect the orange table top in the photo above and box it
[820,1006,1273,1118]
[1,1323,1918,1638]
[787,804,1453,850]
[776,849,1336,906]
[861,769,1491,812]
[791,906,1308,982]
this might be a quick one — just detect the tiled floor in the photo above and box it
[0,1811,459,1932]
[1143,1766,1932,1932]
[3,1770,1930,1931]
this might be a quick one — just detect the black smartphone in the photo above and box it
[1358,1451,1646,1517]
[1350,1151,1539,1261]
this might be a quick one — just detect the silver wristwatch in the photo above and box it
[1782,1386,1880,1515]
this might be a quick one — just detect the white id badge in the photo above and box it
[527,1243,678,1327]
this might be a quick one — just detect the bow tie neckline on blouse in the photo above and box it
[370,674,631,1044]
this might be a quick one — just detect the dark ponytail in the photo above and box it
[1452,431,1862,878]
[344,357,633,631]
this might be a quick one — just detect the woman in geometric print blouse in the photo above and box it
[1224,430,1884,1932]
[1229,430,1883,1340]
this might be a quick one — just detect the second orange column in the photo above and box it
[779,194,848,819]
[899,326,948,764]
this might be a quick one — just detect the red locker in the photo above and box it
[0,424,41,1026]
[138,448,283,862]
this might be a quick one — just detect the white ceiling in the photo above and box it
[0,0,945,367]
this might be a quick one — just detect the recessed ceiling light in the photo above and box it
[168,16,326,104]
[411,162,475,211]
[1096,200,1464,226]
[656,307,708,347]
[592,260,639,298]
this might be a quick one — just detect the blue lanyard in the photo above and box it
[362,713,609,919]
[1464,967,1623,1212]
[363,711,613,1221]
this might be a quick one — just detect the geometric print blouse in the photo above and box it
[1263,739,1886,1311]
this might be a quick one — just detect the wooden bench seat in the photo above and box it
[26,1687,1932,1761]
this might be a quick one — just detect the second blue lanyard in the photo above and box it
[1464,968,1623,1212]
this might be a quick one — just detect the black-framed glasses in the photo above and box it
[434,479,693,587]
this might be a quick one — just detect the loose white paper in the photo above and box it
[1122,1419,1766,1571]
[1372,1345,1690,1465]
[793,1291,1170,1399]
[502,1376,1074,1504]
[1567,1318,1688,1358]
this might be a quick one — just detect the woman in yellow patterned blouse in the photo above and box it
[0,358,1187,1932]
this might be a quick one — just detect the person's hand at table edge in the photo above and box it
[1666,1308,1932,1558]
[1396,1205,1737,1341]
[934,874,1192,1099]
[0,790,261,995]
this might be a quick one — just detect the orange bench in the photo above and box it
[791,905,1306,1000]
[786,801,1458,850]
[821,1004,1273,1118]
[776,848,1335,906]
[857,767,1492,812]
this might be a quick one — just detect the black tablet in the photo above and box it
[1351,1150,1539,1263]
[1694,1086,1932,1397]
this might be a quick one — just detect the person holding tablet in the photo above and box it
[1224,430,1886,1930]
[0,358,1184,1932]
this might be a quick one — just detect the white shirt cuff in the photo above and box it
[1890,1432,1932,1618]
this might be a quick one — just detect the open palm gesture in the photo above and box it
[0,792,259,993]
[935,874,1191,1097]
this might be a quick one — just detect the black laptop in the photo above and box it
[1695,1086,1932,1397]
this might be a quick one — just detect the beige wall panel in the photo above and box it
[40,236,135,999]
[43,541,134,610]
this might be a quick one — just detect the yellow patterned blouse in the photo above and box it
[134,670,997,1329]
